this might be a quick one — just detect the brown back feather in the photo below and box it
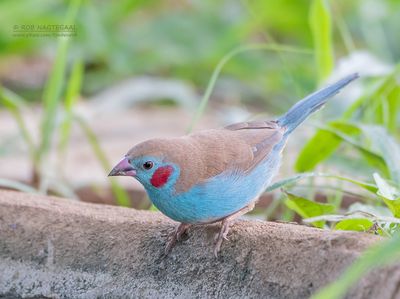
[127,120,284,193]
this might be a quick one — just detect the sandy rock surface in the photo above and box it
[1,190,400,298]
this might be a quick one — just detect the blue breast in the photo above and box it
[146,142,284,224]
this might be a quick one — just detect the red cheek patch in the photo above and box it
[150,165,174,188]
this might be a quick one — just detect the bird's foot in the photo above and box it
[164,223,190,255]
[213,219,232,257]
[212,202,256,257]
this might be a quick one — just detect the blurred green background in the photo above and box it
[0,1,400,225]
[1,1,400,296]
[1,0,398,104]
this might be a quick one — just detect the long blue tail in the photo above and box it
[277,73,358,135]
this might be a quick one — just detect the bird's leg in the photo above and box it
[214,202,256,257]
[165,223,191,254]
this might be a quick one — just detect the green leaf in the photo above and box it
[298,121,390,176]
[284,191,335,228]
[386,86,400,134]
[362,126,400,185]
[298,68,400,173]
[304,213,400,227]
[348,202,392,218]
[309,0,334,81]
[334,218,374,232]
[311,232,400,299]
[295,128,342,172]
[373,173,400,218]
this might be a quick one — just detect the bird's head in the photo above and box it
[108,139,180,191]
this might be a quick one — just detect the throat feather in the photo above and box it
[150,166,174,188]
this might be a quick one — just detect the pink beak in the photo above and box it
[108,157,137,177]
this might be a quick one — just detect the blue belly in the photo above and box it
[147,144,283,224]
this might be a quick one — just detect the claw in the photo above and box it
[213,220,231,257]
[164,238,175,255]
[213,232,220,243]
[166,202,255,257]
[164,223,190,255]
[214,245,220,258]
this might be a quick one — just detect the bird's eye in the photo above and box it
[143,161,153,170]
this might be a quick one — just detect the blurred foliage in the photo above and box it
[0,0,131,206]
[0,0,399,107]
[312,230,400,299]
[309,0,334,81]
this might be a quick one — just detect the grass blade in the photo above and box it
[38,0,82,163]
[266,172,377,194]
[311,233,400,299]
[186,43,312,133]
[309,0,334,81]
[0,87,36,159]
[343,67,399,120]
[59,59,84,153]
[74,115,131,207]
[0,178,38,193]
[386,85,400,134]
[38,33,68,159]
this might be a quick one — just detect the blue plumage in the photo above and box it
[109,73,359,256]
[147,140,285,224]
[277,73,358,135]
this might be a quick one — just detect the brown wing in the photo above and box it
[224,120,284,172]
[127,120,284,193]
[224,120,279,131]
[173,121,283,192]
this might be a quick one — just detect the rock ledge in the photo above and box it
[0,190,399,299]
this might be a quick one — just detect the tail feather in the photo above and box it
[277,73,359,135]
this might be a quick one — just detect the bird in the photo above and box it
[109,73,358,257]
